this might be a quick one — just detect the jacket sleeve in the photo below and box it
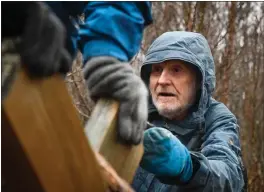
[179,105,245,191]
[78,2,152,63]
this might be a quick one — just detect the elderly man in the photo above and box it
[132,31,246,191]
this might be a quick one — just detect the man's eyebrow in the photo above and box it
[169,63,184,68]
[152,64,163,68]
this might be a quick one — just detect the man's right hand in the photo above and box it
[83,56,149,145]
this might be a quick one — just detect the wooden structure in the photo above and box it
[2,68,143,191]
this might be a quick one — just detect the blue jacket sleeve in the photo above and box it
[78,2,152,63]
[178,103,245,191]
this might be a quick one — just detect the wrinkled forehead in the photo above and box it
[141,59,201,85]
[151,59,197,71]
[151,60,188,67]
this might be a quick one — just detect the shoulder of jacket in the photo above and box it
[204,97,237,127]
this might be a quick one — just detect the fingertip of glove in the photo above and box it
[144,127,173,143]
[59,49,72,74]
[133,130,143,145]
[117,116,145,145]
[117,116,132,142]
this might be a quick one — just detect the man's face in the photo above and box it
[149,60,199,120]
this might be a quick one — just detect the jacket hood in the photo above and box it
[141,31,216,124]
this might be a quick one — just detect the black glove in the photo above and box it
[2,2,72,77]
[83,56,148,145]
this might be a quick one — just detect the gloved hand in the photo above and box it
[83,56,148,145]
[140,127,193,182]
[18,2,71,77]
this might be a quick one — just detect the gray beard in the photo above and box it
[152,99,194,120]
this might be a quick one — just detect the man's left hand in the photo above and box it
[140,127,193,182]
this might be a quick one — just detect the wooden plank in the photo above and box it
[85,99,144,183]
[2,110,45,192]
[2,70,107,192]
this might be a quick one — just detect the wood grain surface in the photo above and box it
[2,70,106,192]
[85,99,144,183]
[2,68,143,192]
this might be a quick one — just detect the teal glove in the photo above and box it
[140,127,193,182]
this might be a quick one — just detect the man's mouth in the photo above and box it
[158,92,176,97]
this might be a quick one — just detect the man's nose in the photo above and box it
[157,69,171,85]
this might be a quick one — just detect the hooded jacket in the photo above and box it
[132,31,245,191]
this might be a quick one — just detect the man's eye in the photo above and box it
[152,66,162,73]
[173,67,181,72]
